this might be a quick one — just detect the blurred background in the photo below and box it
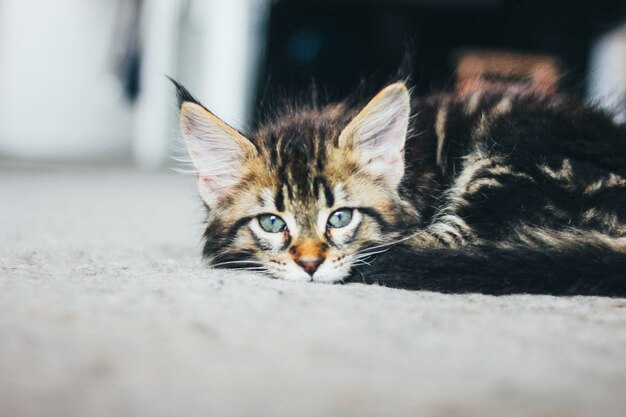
[0,0,625,170]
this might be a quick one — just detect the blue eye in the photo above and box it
[258,214,287,233]
[327,208,353,228]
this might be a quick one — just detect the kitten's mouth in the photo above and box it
[304,264,351,284]
[260,254,355,284]
[267,262,347,284]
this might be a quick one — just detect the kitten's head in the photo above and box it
[177,82,416,282]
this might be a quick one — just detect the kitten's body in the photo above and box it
[358,91,626,295]
[175,80,626,296]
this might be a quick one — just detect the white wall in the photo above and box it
[0,0,269,166]
[0,0,134,161]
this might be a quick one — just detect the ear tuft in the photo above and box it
[179,100,257,206]
[339,82,411,188]
[167,76,200,109]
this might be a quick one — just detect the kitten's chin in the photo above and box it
[280,270,314,283]
[310,268,349,284]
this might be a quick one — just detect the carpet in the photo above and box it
[1,163,625,417]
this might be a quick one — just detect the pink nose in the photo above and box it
[296,257,324,276]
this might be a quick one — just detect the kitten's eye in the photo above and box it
[327,208,353,228]
[258,214,287,233]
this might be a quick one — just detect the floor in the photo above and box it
[1,163,625,417]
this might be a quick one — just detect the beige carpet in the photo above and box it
[1,163,625,417]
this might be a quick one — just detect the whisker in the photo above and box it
[205,248,234,265]
[355,233,416,253]
[211,260,265,268]
[354,248,391,259]
[228,267,269,272]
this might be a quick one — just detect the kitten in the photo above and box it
[173,79,626,296]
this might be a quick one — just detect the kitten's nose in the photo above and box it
[296,256,324,276]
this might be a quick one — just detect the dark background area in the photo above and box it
[256,0,626,119]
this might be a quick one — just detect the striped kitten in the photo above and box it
[174,80,626,296]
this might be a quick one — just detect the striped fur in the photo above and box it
[174,79,626,296]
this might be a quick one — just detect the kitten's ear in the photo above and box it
[179,98,257,207]
[339,82,411,188]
